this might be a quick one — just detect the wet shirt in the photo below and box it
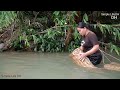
[81,32,101,54]
[80,32,102,65]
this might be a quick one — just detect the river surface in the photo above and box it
[0,51,120,79]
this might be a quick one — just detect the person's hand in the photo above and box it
[79,53,87,62]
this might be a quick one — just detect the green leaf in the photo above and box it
[99,25,104,34]
[115,48,119,55]
[83,13,88,23]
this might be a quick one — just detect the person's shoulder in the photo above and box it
[90,31,96,36]
[87,31,97,38]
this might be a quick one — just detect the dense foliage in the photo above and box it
[0,11,120,55]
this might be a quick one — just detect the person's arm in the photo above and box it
[85,32,100,56]
[79,44,99,61]
[79,32,100,61]
[85,44,99,56]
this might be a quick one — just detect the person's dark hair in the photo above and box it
[78,22,90,29]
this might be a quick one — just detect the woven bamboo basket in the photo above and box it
[69,48,96,68]
[69,48,120,71]
[104,62,120,71]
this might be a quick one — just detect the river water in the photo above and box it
[0,51,120,79]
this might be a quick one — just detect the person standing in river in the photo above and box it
[76,22,102,66]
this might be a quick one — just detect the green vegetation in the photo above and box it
[0,11,120,55]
